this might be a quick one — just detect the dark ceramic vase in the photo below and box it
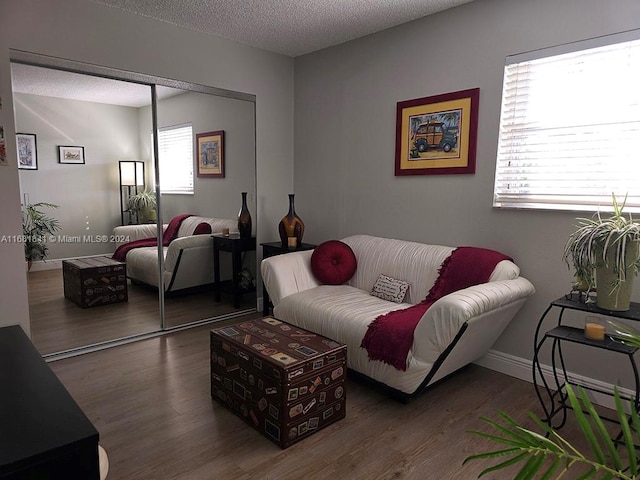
[278,194,304,247]
[237,192,252,238]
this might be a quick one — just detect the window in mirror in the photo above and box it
[158,123,193,194]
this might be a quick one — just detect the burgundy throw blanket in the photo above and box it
[360,247,513,371]
[112,214,193,262]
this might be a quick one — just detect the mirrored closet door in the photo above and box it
[149,87,256,329]
[11,53,257,356]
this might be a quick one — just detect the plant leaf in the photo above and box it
[538,457,564,480]
[575,386,622,470]
[567,386,606,464]
[614,386,638,475]
[475,452,529,478]
[463,447,524,463]
[514,454,546,480]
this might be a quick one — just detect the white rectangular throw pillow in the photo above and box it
[371,274,410,303]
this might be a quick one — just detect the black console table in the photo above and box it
[260,241,316,315]
[213,234,257,308]
[0,325,100,479]
[532,294,640,434]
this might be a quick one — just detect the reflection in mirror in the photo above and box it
[11,57,258,356]
[143,87,257,328]
[11,62,164,355]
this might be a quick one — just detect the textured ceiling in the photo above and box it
[11,63,182,107]
[91,0,474,57]
[12,0,474,105]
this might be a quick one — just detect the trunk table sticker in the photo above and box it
[296,346,318,356]
[271,352,297,365]
[221,327,240,337]
[263,318,282,326]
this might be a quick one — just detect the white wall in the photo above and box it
[0,0,294,332]
[293,0,640,387]
[15,93,140,259]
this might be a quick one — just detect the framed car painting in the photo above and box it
[395,88,479,176]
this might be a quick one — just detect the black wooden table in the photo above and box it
[0,325,100,479]
[213,233,257,308]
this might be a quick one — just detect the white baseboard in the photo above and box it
[475,349,634,412]
[28,260,61,271]
[28,253,114,272]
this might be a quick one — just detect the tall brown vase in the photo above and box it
[237,192,252,238]
[278,194,305,247]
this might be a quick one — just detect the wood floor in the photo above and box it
[48,311,603,480]
[27,268,257,355]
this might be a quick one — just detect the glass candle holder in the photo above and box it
[584,315,606,341]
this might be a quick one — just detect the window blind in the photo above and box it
[493,33,640,212]
[158,124,193,194]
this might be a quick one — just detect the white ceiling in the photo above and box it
[12,0,474,106]
[91,0,474,57]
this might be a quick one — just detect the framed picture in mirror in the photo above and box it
[17,133,37,170]
[58,145,85,164]
[196,130,224,178]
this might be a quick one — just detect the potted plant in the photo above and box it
[563,194,640,311]
[22,202,61,270]
[127,190,157,224]
[465,320,640,479]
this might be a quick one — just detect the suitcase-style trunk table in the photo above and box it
[210,316,347,448]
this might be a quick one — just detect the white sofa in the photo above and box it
[261,234,535,400]
[113,216,238,293]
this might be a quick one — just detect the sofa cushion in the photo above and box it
[371,274,410,303]
[193,222,212,235]
[311,240,357,285]
[176,216,237,237]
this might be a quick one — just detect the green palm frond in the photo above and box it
[464,385,640,479]
[22,202,60,262]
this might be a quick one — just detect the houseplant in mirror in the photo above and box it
[22,202,60,270]
[127,190,157,224]
[563,194,640,311]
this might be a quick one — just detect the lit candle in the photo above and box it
[288,237,297,248]
[584,322,606,340]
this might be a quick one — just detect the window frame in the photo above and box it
[493,29,640,213]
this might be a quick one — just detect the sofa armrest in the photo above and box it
[412,277,535,362]
[113,224,167,247]
[261,250,320,306]
[164,235,213,272]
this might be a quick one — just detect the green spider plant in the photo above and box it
[562,194,640,296]
[465,320,640,479]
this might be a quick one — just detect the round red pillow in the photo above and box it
[310,240,357,285]
[193,222,212,235]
